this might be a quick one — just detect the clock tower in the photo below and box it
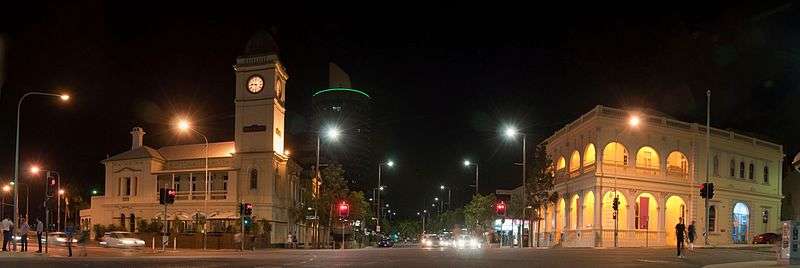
[233,31,287,155]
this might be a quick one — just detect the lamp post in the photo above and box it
[313,126,339,248]
[176,118,209,250]
[13,92,69,232]
[503,126,526,247]
[376,160,394,233]
[9,181,29,221]
[30,166,56,253]
[463,160,479,196]
[598,114,640,248]
[439,185,451,211]
[1,185,10,219]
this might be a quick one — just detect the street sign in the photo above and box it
[305,215,318,220]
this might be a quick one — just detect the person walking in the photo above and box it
[687,220,697,251]
[287,232,293,249]
[1,217,12,251]
[35,219,43,253]
[19,218,30,252]
[675,217,687,258]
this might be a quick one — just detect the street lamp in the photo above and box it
[600,114,640,248]
[376,160,394,233]
[463,160,479,195]
[503,125,527,247]
[13,91,70,233]
[439,185,451,211]
[175,117,210,250]
[1,185,9,219]
[9,181,29,221]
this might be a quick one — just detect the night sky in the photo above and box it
[1,2,799,218]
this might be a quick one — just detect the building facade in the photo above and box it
[536,105,782,247]
[80,32,310,246]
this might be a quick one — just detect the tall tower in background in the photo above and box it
[311,63,373,191]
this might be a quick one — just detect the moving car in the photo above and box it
[99,231,145,248]
[377,238,394,248]
[752,233,780,244]
[421,234,446,248]
[454,234,481,249]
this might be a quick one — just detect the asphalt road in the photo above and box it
[0,246,778,268]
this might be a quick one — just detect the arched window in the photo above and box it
[569,151,581,172]
[250,169,258,190]
[712,155,719,176]
[583,144,596,166]
[729,159,735,177]
[748,163,754,180]
[635,146,660,170]
[130,213,136,233]
[120,213,126,230]
[739,162,745,178]
[763,166,769,183]
[556,157,566,171]
[666,151,688,175]
[708,205,716,232]
[602,142,629,166]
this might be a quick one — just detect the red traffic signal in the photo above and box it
[338,201,350,218]
[244,203,253,215]
[495,201,507,216]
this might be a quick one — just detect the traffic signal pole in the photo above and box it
[704,90,710,246]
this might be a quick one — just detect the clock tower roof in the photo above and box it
[243,30,279,56]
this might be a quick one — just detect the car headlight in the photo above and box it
[425,241,432,246]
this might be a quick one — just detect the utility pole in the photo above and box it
[704,90,711,245]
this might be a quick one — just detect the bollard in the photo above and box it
[152,237,155,251]
[173,237,177,251]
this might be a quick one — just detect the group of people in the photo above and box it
[674,217,698,259]
[0,217,87,257]
[1,217,45,253]
[286,232,298,248]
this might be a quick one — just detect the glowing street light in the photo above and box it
[376,159,395,233]
[464,160,479,195]
[501,124,527,247]
[13,91,71,232]
[628,115,641,127]
[29,166,40,174]
[174,116,210,250]
[58,189,64,195]
[2,185,10,192]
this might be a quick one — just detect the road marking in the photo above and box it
[637,259,680,264]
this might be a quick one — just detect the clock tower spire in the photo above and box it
[233,31,287,154]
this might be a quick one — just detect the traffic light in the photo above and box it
[495,201,507,216]
[46,171,57,197]
[612,197,619,211]
[159,188,176,204]
[707,183,715,199]
[338,201,350,218]
[244,203,253,216]
[699,183,708,199]
[243,216,252,231]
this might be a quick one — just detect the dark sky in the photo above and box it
[1,2,799,219]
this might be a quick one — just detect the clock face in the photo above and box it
[247,75,264,93]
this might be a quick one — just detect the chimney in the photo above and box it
[130,127,145,149]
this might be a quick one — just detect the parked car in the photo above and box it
[377,239,394,248]
[99,231,145,248]
[752,233,780,244]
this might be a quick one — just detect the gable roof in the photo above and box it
[105,146,165,162]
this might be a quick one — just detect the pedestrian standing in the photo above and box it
[35,219,43,253]
[76,228,88,257]
[64,223,74,257]
[687,220,697,251]
[19,218,30,252]
[1,217,11,251]
[287,233,293,249]
[675,217,686,258]
[292,233,297,248]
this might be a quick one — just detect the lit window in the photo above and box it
[603,142,629,166]
[556,156,566,171]
[569,151,580,172]
[635,146,660,170]
[331,106,342,112]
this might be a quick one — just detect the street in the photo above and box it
[0,246,779,268]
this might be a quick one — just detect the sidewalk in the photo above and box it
[694,244,773,249]
[703,260,800,268]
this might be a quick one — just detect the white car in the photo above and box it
[454,235,481,249]
[99,231,145,248]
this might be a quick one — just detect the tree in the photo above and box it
[464,194,496,236]
[524,144,558,247]
[782,193,795,221]
[392,219,421,240]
